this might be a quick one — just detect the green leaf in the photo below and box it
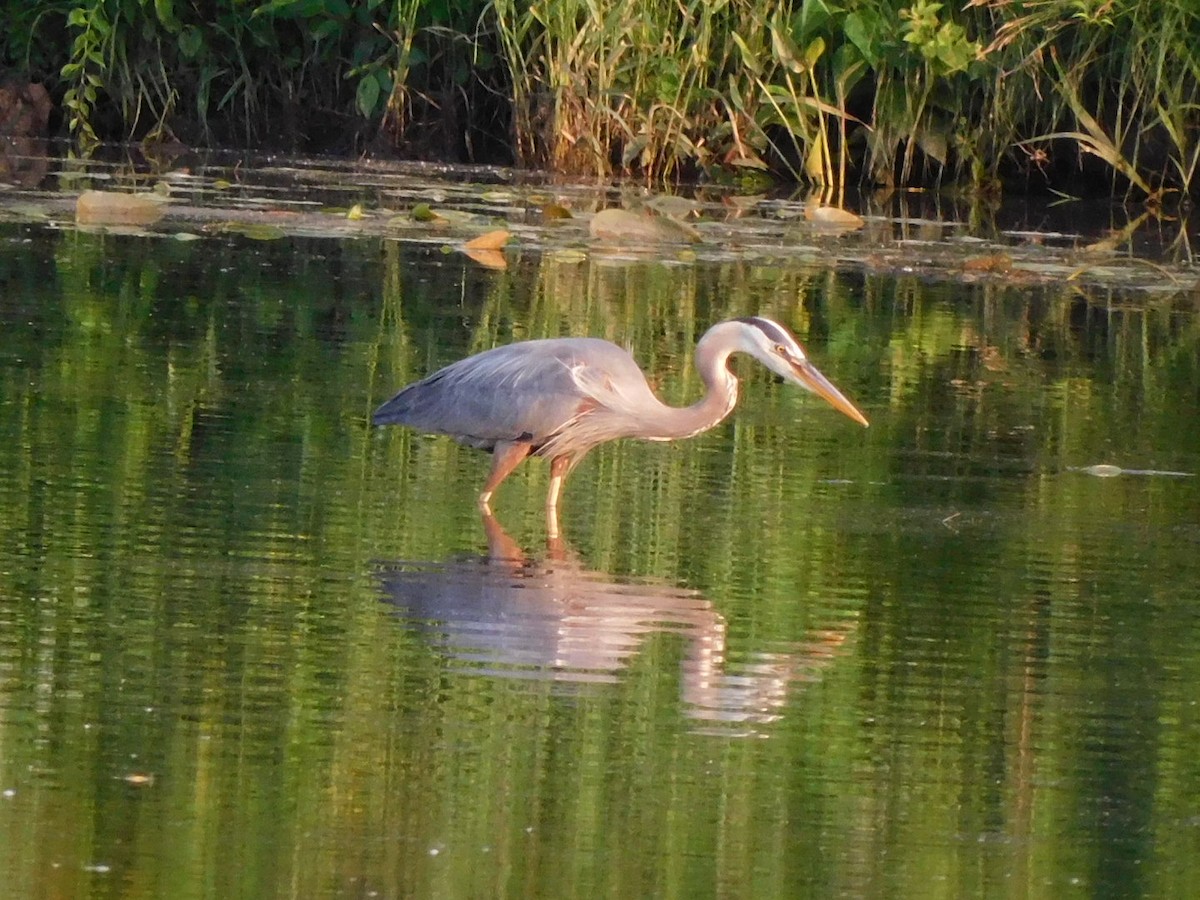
[622,135,649,168]
[210,222,287,240]
[795,0,835,42]
[356,72,382,118]
[155,0,181,32]
[832,46,867,94]
[253,0,324,18]
[178,25,203,59]
[843,12,879,66]
[730,33,762,78]
[311,19,340,40]
[769,19,804,73]
[803,36,826,69]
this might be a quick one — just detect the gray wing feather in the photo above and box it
[373,338,647,452]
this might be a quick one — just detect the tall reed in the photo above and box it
[488,0,1200,195]
[4,0,1196,195]
[487,0,859,181]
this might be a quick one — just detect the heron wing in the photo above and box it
[373,338,647,451]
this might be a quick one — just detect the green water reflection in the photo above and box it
[1,223,1199,899]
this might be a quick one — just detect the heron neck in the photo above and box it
[649,333,739,440]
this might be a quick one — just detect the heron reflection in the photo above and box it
[377,513,854,728]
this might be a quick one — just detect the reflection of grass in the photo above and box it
[2,226,1195,637]
[3,222,1200,897]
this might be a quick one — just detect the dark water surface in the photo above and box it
[2,206,1200,899]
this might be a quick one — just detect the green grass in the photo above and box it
[0,0,1196,196]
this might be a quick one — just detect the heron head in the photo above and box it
[735,317,870,427]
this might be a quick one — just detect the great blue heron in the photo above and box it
[373,316,868,531]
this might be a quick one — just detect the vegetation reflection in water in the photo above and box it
[0,224,1198,898]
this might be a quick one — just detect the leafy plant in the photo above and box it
[3,0,1198,194]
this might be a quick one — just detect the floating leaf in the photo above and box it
[411,203,437,222]
[4,202,49,220]
[464,229,510,251]
[463,248,507,270]
[206,221,287,240]
[644,195,700,218]
[963,253,1012,273]
[549,249,588,264]
[347,203,365,221]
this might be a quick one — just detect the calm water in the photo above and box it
[2,198,1200,900]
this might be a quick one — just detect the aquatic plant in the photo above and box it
[47,0,504,155]
[486,0,1200,195]
[1,0,1197,195]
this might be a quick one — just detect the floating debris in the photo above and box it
[205,221,287,240]
[462,248,507,270]
[589,208,699,244]
[76,190,166,226]
[804,205,865,230]
[463,229,510,251]
[1079,464,1122,477]
[410,203,438,222]
[963,253,1013,274]
[1070,464,1194,478]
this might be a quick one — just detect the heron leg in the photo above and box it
[479,441,531,511]
[545,456,570,538]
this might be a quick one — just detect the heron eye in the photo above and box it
[774,344,789,355]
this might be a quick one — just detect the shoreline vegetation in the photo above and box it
[2,1,1197,199]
